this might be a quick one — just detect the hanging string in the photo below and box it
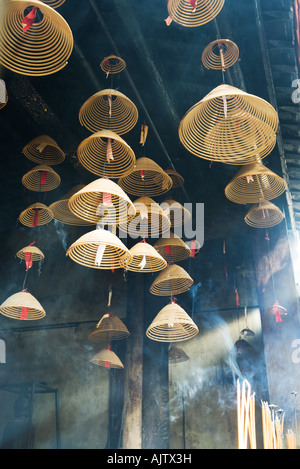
[22,269,29,290]
[265,230,277,302]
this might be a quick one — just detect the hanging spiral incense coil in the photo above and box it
[41,0,66,8]
[179,84,278,165]
[0,0,73,76]
[66,228,132,270]
[90,346,124,369]
[166,0,225,27]
[22,135,65,165]
[126,241,167,273]
[100,54,126,75]
[150,264,193,296]
[225,162,287,204]
[169,344,190,364]
[88,312,130,342]
[118,157,173,197]
[202,39,239,70]
[77,130,136,179]
[154,232,191,263]
[49,185,95,226]
[68,178,136,225]
[19,202,54,227]
[22,164,61,192]
[79,88,138,135]
[161,198,191,228]
[244,200,284,228]
[146,302,199,342]
[119,196,171,239]
[0,290,46,320]
[164,168,184,189]
[16,244,45,263]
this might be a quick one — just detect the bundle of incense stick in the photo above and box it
[261,401,285,449]
[237,379,257,449]
[286,429,297,449]
[275,413,284,449]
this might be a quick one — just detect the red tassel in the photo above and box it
[40,171,48,185]
[22,6,37,32]
[190,240,196,258]
[20,307,29,320]
[273,300,282,322]
[32,208,39,227]
[165,245,172,255]
[165,16,172,26]
[235,288,240,306]
[24,252,33,271]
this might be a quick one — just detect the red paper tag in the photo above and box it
[102,192,112,206]
[190,240,196,258]
[22,6,37,32]
[105,361,110,368]
[165,245,172,255]
[32,208,39,227]
[24,252,32,271]
[235,289,240,306]
[20,307,28,320]
[40,171,48,185]
[188,0,197,10]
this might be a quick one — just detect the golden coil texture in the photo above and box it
[118,157,173,197]
[161,198,191,228]
[202,39,239,70]
[167,0,225,27]
[244,200,284,228]
[126,241,167,273]
[0,290,46,320]
[77,130,136,179]
[16,244,45,261]
[179,84,278,165]
[119,196,171,239]
[88,313,130,342]
[100,54,126,75]
[22,164,61,192]
[225,162,287,204]
[79,88,138,135]
[66,228,132,270]
[164,169,184,188]
[22,135,65,165]
[19,202,54,227]
[0,0,73,76]
[41,0,66,8]
[154,232,191,263]
[150,264,194,296]
[90,347,124,369]
[49,184,95,226]
[146,302,199,342]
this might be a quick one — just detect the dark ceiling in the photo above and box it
[0,0,299,242]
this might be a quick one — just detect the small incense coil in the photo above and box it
[267,303,287,318]
[166,0,225,27]
[126,241,167,273]
[164,168,184,189]
[169,344,190,364]
[100,54,126,75]
[179,84,278,165]
[118,157,173,197]
[244,200,284,228]
[150,264,193,296]
[202,39,239,70]
[77,130,136,179]
[186,239,201,254]
[49,184,95,226]
[225,162,287,204]
[22,135,65,165]
[146,302,199,342]
[79,88,138,135]
[0,0,73,77]
[0,290,46,320]
[119,196,171,238]
[90,346,124,369]
[161,198,191,228]
[68,178,136,225]
[19,202,54,227]
[66,227,132,270]
[22,164,61,192]
[154,232,191,263]
[16,244,45,262]
[88,312,130,342]
[41,0,66,8]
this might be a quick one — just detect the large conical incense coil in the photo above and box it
[68,178,136,225]
[202,39,239,70]
[0,290,46,320]
[19,202,54,227]
[146,302,199,342]
[225,162,287,205]
[41,0,66,8]
[66,228,132,270]
[16,244,45,263]
[22,135,65,165]
[179,84,278,165]
[22,164,61,192]
[164,168,184,189]
[77,130,135,179]
[154,232,191,263]
[161,198,191,228]
[100,55,126,76]
[0,80,8,110]
[126,241,167,273]
[90,346,124,369]
[118,157,173,197]
[49,185,95,226]
[169,344,190,364]
[119,196,171,239]
[88,312,130,342]
[244,200,284,228]
[0,0,73,77]
[166,0,225,27]
[79,88,138,135]
[150,264,193,296]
